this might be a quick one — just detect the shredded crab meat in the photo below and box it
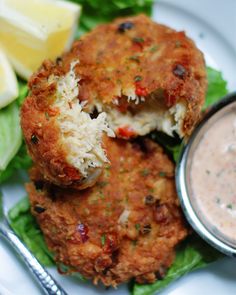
[124,87,145,105]
[118,209,130,225]
[96,98,186,137]
[52,60,115,177]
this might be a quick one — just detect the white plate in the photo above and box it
[1,0,236,294]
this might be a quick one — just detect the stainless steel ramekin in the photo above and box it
[176,92,236,257]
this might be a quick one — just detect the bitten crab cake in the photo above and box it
[21,14,207,188]
[63,14,207,138]
[27,137,188,287]
[21,60,114,189]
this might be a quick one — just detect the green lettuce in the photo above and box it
[8,197,87,282]
[0,143,32,183]
[8,198,54,266]
[67,0,153,37]
[204,66,228,109]
[133,237,222,295]
[0,101,22,172]
[0,80,31,183]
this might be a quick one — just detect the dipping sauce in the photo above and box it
[190,111,236,242]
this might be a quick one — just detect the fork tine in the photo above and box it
[0,191,4,219]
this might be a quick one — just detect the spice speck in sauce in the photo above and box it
[190,111,236,241]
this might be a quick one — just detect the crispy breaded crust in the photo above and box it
[21,14,206,187]
[27,137,188,286]
[21,60,85,188]
[64,14,207,135]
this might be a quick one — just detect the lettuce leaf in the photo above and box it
[133,237,222,295]
[204,66,228,109]
[0,143,32,183]
[8,198,54,266]
[0,80,31,183]
[67,0,153,37]
[0,101,22,171]
[8,197,87,282]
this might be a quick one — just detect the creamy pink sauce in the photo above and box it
[190,111,236,241]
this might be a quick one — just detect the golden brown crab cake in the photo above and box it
[21,60,114,189]
[62,14,207,139]
[21,14,206,187]
[27,137,188,287]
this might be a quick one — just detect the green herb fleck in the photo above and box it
[135,223,141,231]
[101,234,106,246]
[216,170,223,177]
[106,202,111,209]
[134,75,142,82]
[125,195,129,204]
[159,171,166,177]
[132,240,137,247]
[141,169,150,176]
[216,198,221,204]
[98,181,108,188]
[133,37,144,43]
[175,41,182,48]
[129,55,140,63]
[45,112,50,120]
[99,193,105,200]
[227,204,233,209]
[150,45,158,52]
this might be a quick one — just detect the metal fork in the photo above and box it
[0,192,68,295]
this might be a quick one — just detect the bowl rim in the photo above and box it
[176,91,236,257]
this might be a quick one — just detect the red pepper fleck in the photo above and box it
[117,125,136,139]
[117,104,128,113]
[155,204,171,225]
[77,223,89,243]
[165,93,176,107]
[131,42,143,52]
[103,234,118,254]
[131,37,145,51]
[135,82,148,97]
[64,166,81,180]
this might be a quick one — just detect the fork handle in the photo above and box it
[1,227,68,295]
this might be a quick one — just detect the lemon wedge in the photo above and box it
[0,49,18,109]
[0,0,81,80]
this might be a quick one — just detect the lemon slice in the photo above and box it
[0,49,18,109]
[0,0,81,80]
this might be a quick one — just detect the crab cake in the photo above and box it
[63,14,207,138]
[27,137,188,287]
[21,15,206,187]
[21,60,114,189]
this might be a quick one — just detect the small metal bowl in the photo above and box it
[176,92,236,257]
